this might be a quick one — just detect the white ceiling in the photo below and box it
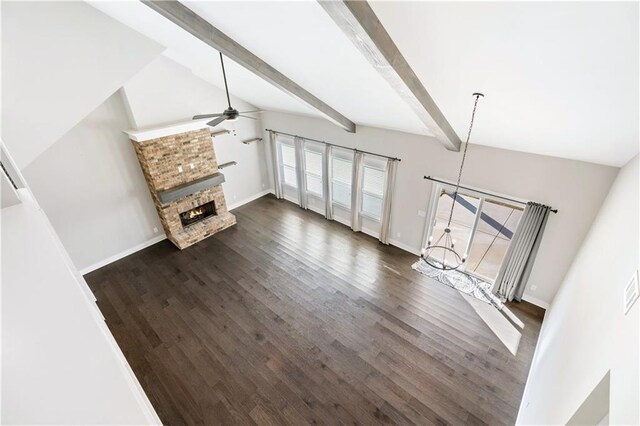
[87,0,429,137]
[370,1,638,167]
[88,1,638,166]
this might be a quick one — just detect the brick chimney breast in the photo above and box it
[131,126,236,250]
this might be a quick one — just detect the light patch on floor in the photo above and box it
[383,264,401,275]
[460,292,523,355]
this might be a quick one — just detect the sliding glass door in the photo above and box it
[424,184,524,283]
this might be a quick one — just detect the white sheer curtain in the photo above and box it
[293,136,307,209]
[493,202,551,301]
[350,151,364,232]
[379,158,398,244]
[269,131,283,199]
[323,144,333,220]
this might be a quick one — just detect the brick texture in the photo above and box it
[132,128,236,250]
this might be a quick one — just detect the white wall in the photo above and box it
[517,155,639,425]
[2,188,160,425]
[261,111,618,306]
[122,56,271,209]
[1,1,163,169]
[23,92,163,272]
[23,56,271,272]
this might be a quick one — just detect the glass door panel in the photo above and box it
[428,189,480,265]
[465,199,523,281]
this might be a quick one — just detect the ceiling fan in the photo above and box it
[193,52,260,127]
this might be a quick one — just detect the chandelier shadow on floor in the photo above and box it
[412,258,503,309]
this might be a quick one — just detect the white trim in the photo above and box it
[124,119,211,142]
[389,239,421,256]
[80,235,167,275]
[276,194,425,256]
[332,200,351,210]
[80,189,276,275]
[360,210,382,222]
[307,204,325,216]
[282,180,298,190]
[521,293,550,309]
[361,226,379,239]
[96,319,162,424]
[333,214,350,227]
[306,191,325,201]
[421,182,441,250]
[227,189,273,211]
[283,192,299,205]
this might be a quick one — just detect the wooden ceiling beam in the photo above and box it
[319,0,461,150]
[142,0,356,133]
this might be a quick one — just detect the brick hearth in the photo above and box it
[130,125,236,249]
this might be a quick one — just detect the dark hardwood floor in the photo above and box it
[85,195,542,425]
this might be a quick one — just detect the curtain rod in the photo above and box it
[265,129,401,162]
[423,176,558,214]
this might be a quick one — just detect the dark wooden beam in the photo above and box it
[319,1,461,150]
[142,0,356,133]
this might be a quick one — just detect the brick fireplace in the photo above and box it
[128,123,236,250]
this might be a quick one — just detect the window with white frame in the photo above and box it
[331,156,352,208]
[361,164,385,220]
[279,142,297,187]
[304,149,323,197]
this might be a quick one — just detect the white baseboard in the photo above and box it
[388,239,421,256]
[278,196,388,241]
[80,190,274,275]
[521,293,550,310]
[360,226,380,239]
[307,204,326,216]
[332,215,350,227]
[80,234,167,275]
[282,193,299,205]
[227,189,273,211]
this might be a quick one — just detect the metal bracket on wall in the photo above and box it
[218,161,237,170]
[242,137,262,144]
[211,129,235,138]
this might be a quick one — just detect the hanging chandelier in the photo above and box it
[421,92,484,271]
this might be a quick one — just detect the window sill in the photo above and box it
[360,212,381,222]
[332,201,351,210]
[307,192,324,199]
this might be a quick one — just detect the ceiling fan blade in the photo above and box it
[238,110,262,114]
[206,116,228,127]
[239,115,258,120]
[193,113,223,119]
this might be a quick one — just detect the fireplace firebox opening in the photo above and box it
[179,201,217,228]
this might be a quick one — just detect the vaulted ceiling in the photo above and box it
[88,1,638,166]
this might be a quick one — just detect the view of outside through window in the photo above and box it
[428,189,523,282]
[331,157,352,207]
[361,166,385,219]
[429,190,480,266]
[466,199,523,280]
[304,150,323,196]
[280,143,297,187]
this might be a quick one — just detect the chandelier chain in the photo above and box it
[446,93,483,227]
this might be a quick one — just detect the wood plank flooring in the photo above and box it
[85,195,543,425]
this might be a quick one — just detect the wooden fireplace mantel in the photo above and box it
[157,172,226,206]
